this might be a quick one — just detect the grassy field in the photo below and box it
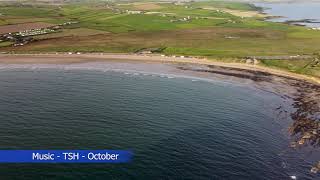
[33,28,109,40]
[0,41,13,47]
[261,59,320,77]
[0,0,319,78]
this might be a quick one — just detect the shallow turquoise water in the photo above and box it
[0,67,317,179]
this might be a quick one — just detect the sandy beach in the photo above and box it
[0,53,319,85]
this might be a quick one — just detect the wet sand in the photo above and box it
[0,53,319,85]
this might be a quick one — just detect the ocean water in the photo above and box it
[254,2,320,28]
[0,65,318,179]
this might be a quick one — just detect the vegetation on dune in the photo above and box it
[261,59,320,77]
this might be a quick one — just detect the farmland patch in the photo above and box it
[0,22,55,34]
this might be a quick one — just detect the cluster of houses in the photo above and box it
[124,9,195,23]
[136,47,193,60]
[16,28,57,37]
[126,10,143,15]
[170,16,191,23]
[227,19,237,24]
[60,21,78,26]
[120,2,235,25]
[1,33,33,47]
[173,0,193,6]
[122,5,230,25]
[1,27,56,47]
[0,21,77,47]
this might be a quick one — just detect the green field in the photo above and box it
[0,41,13,47]
[0,0,319,78]
[261,59,320,77]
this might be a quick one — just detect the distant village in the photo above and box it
[0,1,224,48]
[0,21,78,47]
[1,0,319,50]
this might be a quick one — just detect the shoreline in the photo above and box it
[0,53,319,85]
[1,53,320,173]
[254,2,320,29]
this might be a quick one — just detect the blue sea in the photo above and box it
[255,2,320,28]
[0,62,318,179]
